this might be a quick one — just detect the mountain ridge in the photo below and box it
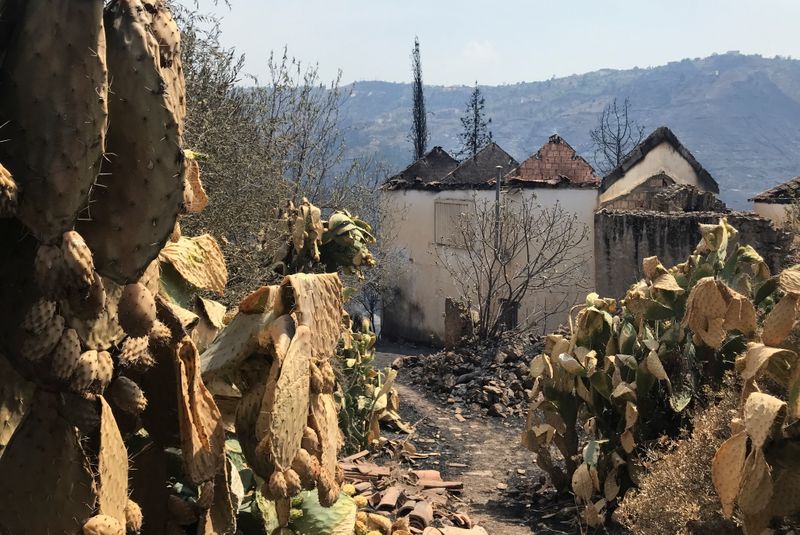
[338,52,800,208]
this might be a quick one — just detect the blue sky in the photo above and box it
[192,0,800,86]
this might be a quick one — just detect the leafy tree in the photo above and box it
[590,97,646,175]
[457,82,493,158]
[409,36,428,161]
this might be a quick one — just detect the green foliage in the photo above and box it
[273,199,375,278]
[289,489,356,535]
[522,218,773,526]
[335,317,397,454]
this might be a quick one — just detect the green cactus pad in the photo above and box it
[78,0,183,284]
[0,0,108,242]
[0,391,96,533]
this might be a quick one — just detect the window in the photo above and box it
[498,299,519,331]
[434,200,469,246]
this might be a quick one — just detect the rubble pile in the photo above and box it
[397,333,544,418]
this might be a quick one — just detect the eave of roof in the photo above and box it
[749,176,800,204]
[600,126,719,194]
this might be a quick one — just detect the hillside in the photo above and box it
[339,52,800,208]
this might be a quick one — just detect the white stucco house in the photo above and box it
[381,135,599,344]
[598,126,720,209]
[750,176,800,227]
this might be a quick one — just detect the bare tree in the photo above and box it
[590,97,646,176]
[177,8,353,303]
[434,194,589,339]
[457,82,492,158]
[409,37,428,161]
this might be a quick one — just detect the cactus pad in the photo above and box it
[109,376,147,414]
[182,158,207,213]
[316,467,340,508]
[77,0,183,284]
[738,448,773,515]
[159,234,228,294]
[19,313,64,361]
[0,392,95,534]
[711,431,747,517]
[147,0,186,136]
[0,0,107,242]
[175,337,225,484]
[20,298,56,333]
[51,328,82,381]
[62,230,96,289]
[82,515,124,535]
[268,325,311,471]
[278,273,343,361]
[762,293,798,346]
[97,396,129,524]
[118,283,157,337]
[310,393,341,489]
[743,392,786,448]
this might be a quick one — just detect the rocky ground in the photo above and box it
[391,333,544,418]
[374,341,591,535]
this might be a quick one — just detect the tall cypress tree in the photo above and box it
[457,82,492,158]
[410,37,428,161]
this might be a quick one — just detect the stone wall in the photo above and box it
[595,209,793,298]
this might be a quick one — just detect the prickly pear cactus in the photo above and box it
[0,0,108,242]
[78,0,184,284]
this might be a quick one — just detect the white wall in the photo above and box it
[599,141,705,204]
[383,187,597,344]
[753,202,789,227]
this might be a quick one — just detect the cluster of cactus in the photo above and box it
[203,272,350,531]
[711,271,800,532]
[522,218,790,529]
[336,316,401,454]
[273,199,376,277]
[0,1,233,533]
[0,2,380,534]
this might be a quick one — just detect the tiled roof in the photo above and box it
[506,134,600,187]
[440,142,518,186]
[750,176,800,204]
[382,146,458,190]
[600,126,719,194]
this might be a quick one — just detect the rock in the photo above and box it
[488,403,506,417]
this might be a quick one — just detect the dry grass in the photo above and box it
[615,383,742,535]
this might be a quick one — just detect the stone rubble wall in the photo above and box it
[595,209,793,298]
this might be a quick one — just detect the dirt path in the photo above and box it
[376,345,535,534]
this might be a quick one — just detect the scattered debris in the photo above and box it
[398,332,544,418]
[340,450,492,533]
